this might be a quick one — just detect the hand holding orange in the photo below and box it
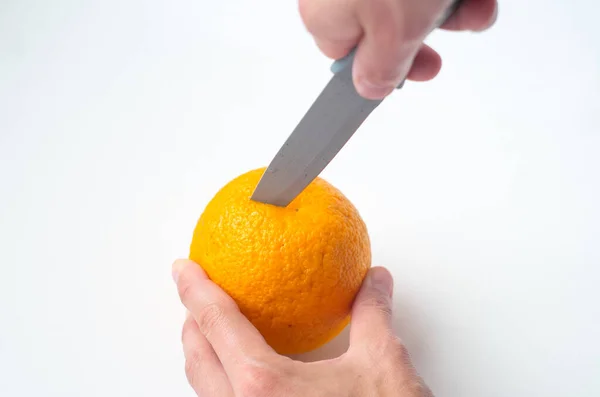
[189,167,371,354]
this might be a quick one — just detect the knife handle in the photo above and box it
[330,0,464,89]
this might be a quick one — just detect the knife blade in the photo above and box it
[251,0,463,207]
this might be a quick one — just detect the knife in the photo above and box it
[251,0,463,207]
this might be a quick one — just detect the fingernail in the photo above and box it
[369,267,393,297]
[355,77,395,99]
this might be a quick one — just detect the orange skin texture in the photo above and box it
[189,168,371,355]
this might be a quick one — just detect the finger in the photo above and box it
[406,44,442,82]
[352,0,443,99]
[172,259,276,378]
[182,313,234,397]
[346,269,432,394]
[441,0,498,32]
[348,267,395,349]
[298,0,362,59]
[314,37,357,61]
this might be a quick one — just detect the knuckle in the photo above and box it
[239,364,281,397]
[365,330,400,361]
[361,0,402,37]
[372,338,431,396]
[399,378,434,397]
[361,331,409,365]
[386,336,412,366]
[361,294,393,317]
[196,302,226,336]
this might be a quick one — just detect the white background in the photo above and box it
[1,0,599,396]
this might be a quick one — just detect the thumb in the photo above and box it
[348,266,395,348]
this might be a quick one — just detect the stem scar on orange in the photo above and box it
[189,167,371,355]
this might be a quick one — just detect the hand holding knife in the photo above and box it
[251,0,495,207]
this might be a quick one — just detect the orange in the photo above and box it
[189,167,371,355]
